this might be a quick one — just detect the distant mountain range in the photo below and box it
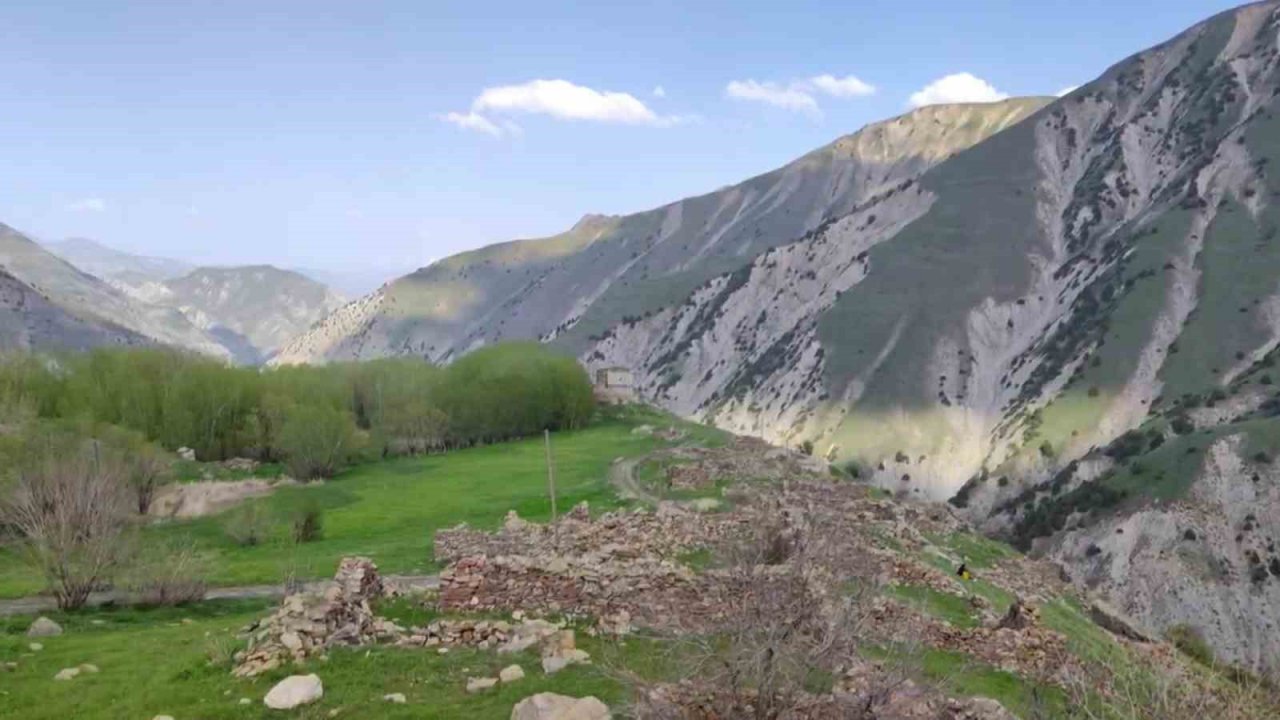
[0,229,345,364]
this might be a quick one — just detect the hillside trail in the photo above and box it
[609,453,670,508]
[0,574,439,617]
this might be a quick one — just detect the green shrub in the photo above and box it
[1166,624,1215,667]
[277,404,360,480]
[291,504,324,544]
[223,503,273,547]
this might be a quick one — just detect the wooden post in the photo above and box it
[544,429,558,524]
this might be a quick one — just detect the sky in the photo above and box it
[0,0,1243,287]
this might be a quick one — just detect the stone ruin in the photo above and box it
[233,557,401,677]
[233,556,599,679]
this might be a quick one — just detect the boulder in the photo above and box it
[466,677,498,693]
[263,674,323,710]
[383,693,407,704]
[28,643,43,652]
[54,667,80,681]
[27,617,63,637]
[77,663,99,674]
[499,664,526,683]
[510,693,611,720]
[177,447,196,461]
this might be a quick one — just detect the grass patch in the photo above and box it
[0,601,673,719]
[0,414,686,598]
[919,648,1067,716]
[928,532,1016,569]
[886,584,980,628]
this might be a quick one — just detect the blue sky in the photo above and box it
[0,0,1239,283]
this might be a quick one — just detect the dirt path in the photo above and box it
[609,454,663,505]
[0,574,439,616]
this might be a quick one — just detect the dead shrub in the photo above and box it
[0,429,135,610]
[125,538,210,607]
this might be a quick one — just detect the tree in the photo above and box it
[277,403,360,480]
[0,427,134,609]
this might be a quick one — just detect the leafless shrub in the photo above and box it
[0,431,135,610]
[125,538,210,607]
[624,516,881,720]
[1060,649,1280,720]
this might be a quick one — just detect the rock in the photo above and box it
[2,662,17,671]
[263,674,323,710]
[28,642,43,652]
[499,664,526,683]
[177,446,196,461]
[995,597,1038,631]
[78,663,99,674]
[541,648,591,675]
[466,677,498,693]
[54,667,80,681]
[383,693,407,704]
[1088,600,1156,643]
[510,692,611,720]
[153,716,176,720]
[239,698,252,705]
[27,616,63,637]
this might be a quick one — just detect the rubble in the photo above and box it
[233,557,402,677]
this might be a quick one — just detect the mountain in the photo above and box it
[272,97,1050,367]
[152,266,345,364]
[45,237,193,286]
[0,268,148,352]
[279,2,1280,672]
[0,224,229,359]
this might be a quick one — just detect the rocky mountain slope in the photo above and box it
[0,224,229,358]
[274,2,1280,672]
[44,237,192,288]
[150,266,344,364]
[43,237,344,363]
[272,97,1049,368]
[0,268,147,352]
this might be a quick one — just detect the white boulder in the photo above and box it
[27,617,63,637]
[510,693,611,720]
[263,674,323,710]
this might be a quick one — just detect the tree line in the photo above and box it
[0,342,595,480]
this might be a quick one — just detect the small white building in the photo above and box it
[593,366,636,404]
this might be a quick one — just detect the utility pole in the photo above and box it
[544,428,558,524]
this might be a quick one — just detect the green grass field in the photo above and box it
[0,598,675,720]
[0,406,715,598]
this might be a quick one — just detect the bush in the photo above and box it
[291,504,324,544]
[125,538,209,607]
[277,404,360,480]
[1166,623,1215,667]
[0,426,135,609]
[224,503,273,547]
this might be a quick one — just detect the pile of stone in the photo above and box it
[233,557,403,677]
[655,438,830,491]
[437,552,715,631]
[435,501,745,565]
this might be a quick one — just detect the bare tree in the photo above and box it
[0,432,134,609]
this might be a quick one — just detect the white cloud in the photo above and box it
[726,79,821,114]
[808,74,876,98]
[67,197,106,212]
[908,73,1009,108]
[725,73,876,116]
[1056,85,1080,97]
[473,79,661,124]
[440,111,505,137]
[441,79,682,136]
[652,85,666,98]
